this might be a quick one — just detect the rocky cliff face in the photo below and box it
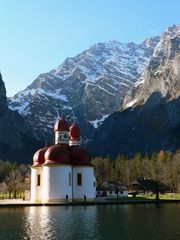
[8,39,159,143]
[0,73,7,115]
[89,93,180,158]
[124,24,180,108]
[89,24,180,157]
[0,74,39,163]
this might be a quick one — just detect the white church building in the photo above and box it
[30,116,96,203]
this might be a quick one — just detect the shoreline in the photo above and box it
[0,199,180,207]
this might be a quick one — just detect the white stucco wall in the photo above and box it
[30,167,42,202]
[72,166,96,200]
[42,165,72,203]
[121,190,128,197]
[97,190,128,197]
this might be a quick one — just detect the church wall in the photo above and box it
[30,167,42,203]
[42,165,72,203]
[72,166,96,201]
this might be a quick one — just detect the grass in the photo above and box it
[105,193,180,201]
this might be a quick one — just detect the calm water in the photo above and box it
[0,204,180,240]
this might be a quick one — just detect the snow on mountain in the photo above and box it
[123,24,180,108]
[90,114,109,129]
[9,38,159,142]
[89,24,180,158]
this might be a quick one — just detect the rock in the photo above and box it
[124,24,180,108]
[8,38,159,143]
[90,24,180,157]
[0,74,40,163]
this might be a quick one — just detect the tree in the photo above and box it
[114,154,130,185]
[165,151,180,193]
[139,151,168,199]
[0,160,15,182]
[130,153,143,181]
[5,169,23,198]
[92,157,109,185]
[138,178,168,200]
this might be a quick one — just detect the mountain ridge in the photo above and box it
[0,74,40,163]
[89,24,180,157]
[8,38,158,143]
[123,24,180,108]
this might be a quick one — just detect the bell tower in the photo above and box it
[54,116,69,144]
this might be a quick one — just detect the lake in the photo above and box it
[0,204,180,240]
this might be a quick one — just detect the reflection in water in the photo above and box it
[23,206,97,240]
[23,207,57,240]
[0,204,180,240]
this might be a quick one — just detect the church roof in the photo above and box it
[69,145,92,166]
[32,116,92,167]
[44,144,70,165]
[32,146,49,166]
[32,145,92,167]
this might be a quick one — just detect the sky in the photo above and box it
[0,0,180,97]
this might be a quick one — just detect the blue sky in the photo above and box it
[0,0,180,96]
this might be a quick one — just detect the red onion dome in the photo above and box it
[33,146,49,166]
[44,144,71,165]
[70,145,92,166]
[69,123,81,140]
[54,116,69,132]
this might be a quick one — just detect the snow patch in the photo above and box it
[17,88,68,102]
[47,92,68,102]
[9,102,30,115]
[63,106,72,110]
[90,114,109,128]
[97,85,115,95]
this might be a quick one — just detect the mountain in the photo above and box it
[89,24,180,158]
[124,24,180,108]
[0,73,40,163]
[8,38,159,143]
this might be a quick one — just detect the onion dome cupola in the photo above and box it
[44,145,70,165]
[32,146,49,167]
[54,116,69,145]
[69,123,81,146]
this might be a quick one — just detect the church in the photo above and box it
[30,116,96,203]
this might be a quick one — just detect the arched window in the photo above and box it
[37,175,41,186]
[77,173,82,185]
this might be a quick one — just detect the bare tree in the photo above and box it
[5,169,23,198]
